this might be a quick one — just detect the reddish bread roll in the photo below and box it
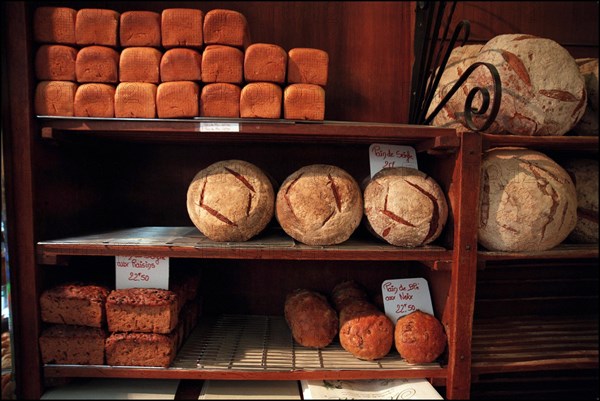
[114,82,157,118]
[283,83,325,121]
[244,43,287,83]
[160,48,202,82]
[284,289,338,348]
[74,83,115,117]
[201,45,244,84]
[156,81,199,118]
[394,310,447,364]
[200,83,241,118]
[75,46,119,83]
[287,48,329,86]
[331,280,370,312]
[203,9,250,49]
[35,44,78,81]
[240,83,282,119]
[33,6,77,45]
[35,81,77,116]
[161,8,204,49]
[120,11,161,47]
[75,8,119,47]
[119,47,162,83]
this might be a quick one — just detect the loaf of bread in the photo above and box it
[106,288,179,334]
[156,81,199,118]
[394,310,447,364]
[573,58,599,136]
[119,47,162,83]
[160,48,202,82]
[562,158,599,244]
[39,324,106,365]
[35,44,77,81]
[187,160,275,241]
[105,331,177,367]
[119,11,161,47]
[283,83,325,120]
[34,81,77,116]
[114,82,157,118]
[276,164,362,246]
[161,8,204,49]
[75,8,119,47]
[363,167,449,247]
[33,6,77,44]
[75,45,119,83]
[479,147,578,251]
[201,45,244,84]
[203,9,250,49]
[74,83,115,117]
[200,83,241,118]
[467,34,586,136]
[331,280,370,312]
[284,289,339,348]
[287,48,329,86]
[244,43,287,83]
[40,283,110,327]
[240,83,282,119]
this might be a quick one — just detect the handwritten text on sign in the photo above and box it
[381,278,433,323]
[369,143,418,178]
[115,256,169,289]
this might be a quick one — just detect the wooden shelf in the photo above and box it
[481,133,599,153]
[471,315,598,376]
[36,226,453,269]
[477,243,599,266]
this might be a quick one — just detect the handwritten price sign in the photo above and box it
[115,255,169,289]
[369,143,418,178]
[381,278,433,323]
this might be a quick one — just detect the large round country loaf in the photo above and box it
[284,288,338,348]
[363,167,448,247]
[561,158,598,244]
[187,160,275,242]
[478,147,577,251]
[275,164,363,246]
[467,34,586,136]
[573,58,599,136]
[394,310,447,364]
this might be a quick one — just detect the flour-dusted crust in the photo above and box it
[284,288,338,348]
[364,167,448,247]
[394,310,447,364]
[187,160,275,242]
[561,158,598,243]
[468,34,586,136]
[478,147,578,251]
[276,164,363,246]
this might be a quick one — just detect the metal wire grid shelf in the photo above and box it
[173,314,441,371]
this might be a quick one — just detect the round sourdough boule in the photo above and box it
[467,34,587,136]
[284,288,338,348]
[186,160,275,242]
[275,164,363,246]
[363,167,448,247]
[394,310,447,364]
[478,147,578,251]
[561,158,598,244]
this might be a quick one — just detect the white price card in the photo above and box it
[369,143,418,178]
[199,122,240,132]
[381,278,433,323]
[115,256,169,290]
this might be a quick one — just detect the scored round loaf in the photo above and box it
[478,147,578,251]
[284,288,339,348]
[394,310,447,364]
[187,160,275,242]
[363,167,448,247]
[467,34,586,136]
[573,58,599,136]
[275,164,363,246]
[561,158,598,244]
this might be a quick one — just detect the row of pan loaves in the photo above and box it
[186,153,597,252]
[428,34,598,136]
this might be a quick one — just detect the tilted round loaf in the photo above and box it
[573,58,599,136]
[275,164,363,246]
[478,147,577,251]
[187,160,275,242]
[394,310,447,364]
[363,167,448,247]
[467,34,587,136]
[561,158,598,244]
[284,288,338,348]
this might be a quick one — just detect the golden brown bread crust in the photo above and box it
[33,7,77,45]
[283,84,325,120]
[119,11,161,47]
[201,45,244,84]
[203,9,250,48]
[39,324,106,365]
[187,160,275,241]
[40,283,110,327]
[74,83,115,117]
[161,8,204,49]
[287,48,329,86]
[275,164,363,246]
[119,47,162,83]
[105,332,176,367]
[363,167,449,247]
[75,45,119,83]
[200,83,241,118]
[75,8,119,47]
[114,82,157,118]
[160,48,202,82]
[35,44,78,81]
[284,289,339,348]
[34,81,77,117]
[244,43,287,83]
[240,82,282,119]
[394,310,447,364]
[156,81,199,118]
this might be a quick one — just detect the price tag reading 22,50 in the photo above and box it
[115,255,169,290]
[381,278,433,323]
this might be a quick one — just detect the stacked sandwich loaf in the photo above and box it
[33,6,328,120]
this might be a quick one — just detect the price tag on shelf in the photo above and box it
[381,278,433,323]
[115,255,169,289]
[369,143,418,178]
[198,122,240,132]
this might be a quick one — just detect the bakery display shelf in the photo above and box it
[481,133,599,153]
[37,116,460,150]
[470,315,598,376]
[44,314,446,381]
[36,226,453,268]
[477,243,599,266]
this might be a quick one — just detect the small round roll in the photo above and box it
[284,289,338,348]
[394,310,447,364]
